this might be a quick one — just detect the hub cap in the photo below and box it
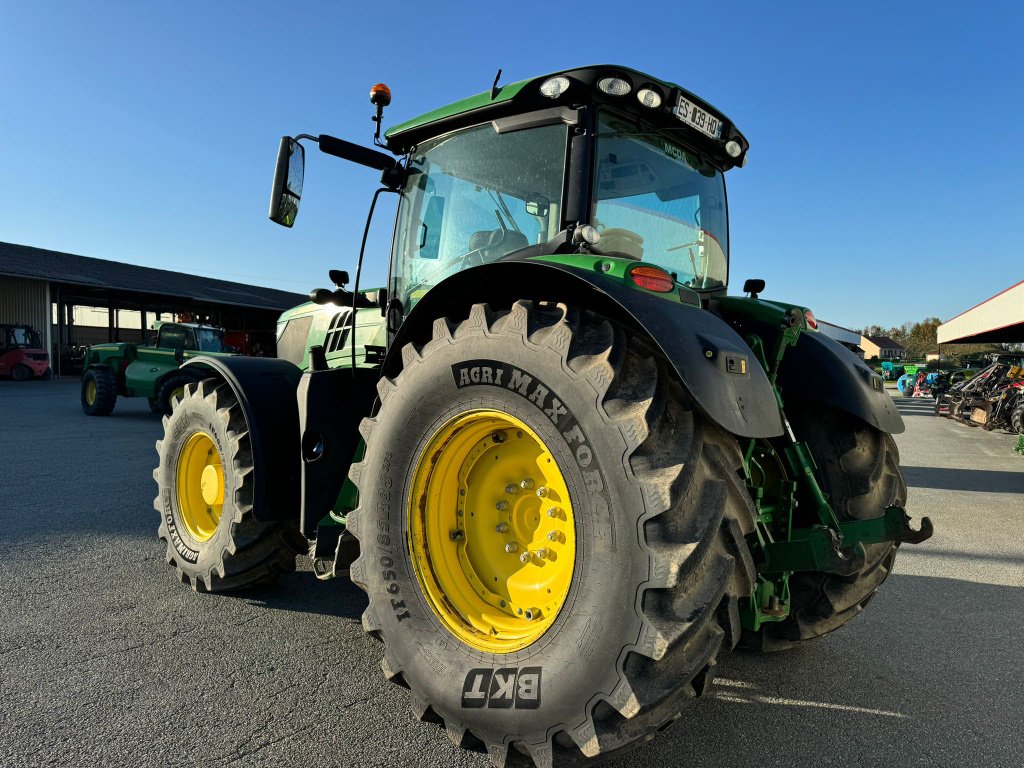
[408,410,575,653]
[176,432,224,541]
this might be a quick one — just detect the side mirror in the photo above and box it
[743,278,765,298]
[329,269,350,287]
[269,137,305,227]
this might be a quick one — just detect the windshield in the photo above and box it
[391,121,568,313]
[6,327,41,348]
[592,111,729,289]
[195,328,226,352]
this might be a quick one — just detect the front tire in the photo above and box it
[744,400,907,651]
[154,379,304,591]
[81,367,117,415]
[348,302,756,766]
[156,370,202,416]
[11,364,32,381]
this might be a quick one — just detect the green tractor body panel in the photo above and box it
[275,292,386,371]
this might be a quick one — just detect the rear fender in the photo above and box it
[778,333,905,433]
[384,261,784,438]
[182,356,303,524]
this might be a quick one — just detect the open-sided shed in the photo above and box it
[937,280,1024,344]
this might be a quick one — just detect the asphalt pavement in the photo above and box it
[1,379,1021,768]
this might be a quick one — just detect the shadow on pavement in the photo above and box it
[230,566,369,621]
[609,573,1023,768]
[901,465,1024,493]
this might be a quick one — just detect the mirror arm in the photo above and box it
[351,186,401,375]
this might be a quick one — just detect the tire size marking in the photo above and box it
[375,450,411,622]
[461,667,542,709]
[452,360,615,549]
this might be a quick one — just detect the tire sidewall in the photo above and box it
[156,385,240,575]
[360,329,651,737]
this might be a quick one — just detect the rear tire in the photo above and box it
[154,379,305,591]
[11,364,32,381]
[81,367,117,415]
[348,301,757,766]
[743,399,907,651]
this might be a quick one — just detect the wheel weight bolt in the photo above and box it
[495,500,509,512]
[520,478,535,490]
[504,542,518,553]
[495,523,509,533]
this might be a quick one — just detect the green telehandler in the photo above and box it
[153,66,932,766]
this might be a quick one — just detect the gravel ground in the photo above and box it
[1,379,1021,768]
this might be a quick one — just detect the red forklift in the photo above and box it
[0,324,52,380]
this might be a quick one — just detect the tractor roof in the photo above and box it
[385,65,748,169]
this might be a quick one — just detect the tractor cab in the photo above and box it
[270,66,747,327]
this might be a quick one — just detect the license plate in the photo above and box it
[673,94,723,139]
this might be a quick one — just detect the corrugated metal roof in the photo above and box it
[0,241,306,311]
[937,279,1024,344]
[818,320,861,346]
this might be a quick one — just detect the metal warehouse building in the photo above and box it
[0,241,306,376]
[937,279,1024,344]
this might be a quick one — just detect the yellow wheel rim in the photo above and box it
[175,432,224,542]
[85,379,97,406]
[408,409,575,653]
[171,386,185,405]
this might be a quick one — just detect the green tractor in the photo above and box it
[153,66,932,765]
[81,321,234,416]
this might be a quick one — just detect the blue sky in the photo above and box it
[1,1,1020,329]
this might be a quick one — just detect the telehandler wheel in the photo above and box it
[154,379,305,591]
[1009,402,1024,435]
[744,399,907,652]
[81,366,117,416]
[11,363,32,381]
[156,371,202,416]
[347,301,757,766]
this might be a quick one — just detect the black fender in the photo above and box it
[182,356,303,524]
[384,261,784,438]
[776,332,905,434]
[295,366,379,537]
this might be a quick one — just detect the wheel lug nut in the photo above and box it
[504,484,519,495]
[519,552,531,563]
[495,523,509,533]
[520,478,535,490]
[535,548,548,560]
[546,507,557,518]
[547,531,558,541]
[495,500,509,512]
[536,486,548,498]
[504,542,518,553]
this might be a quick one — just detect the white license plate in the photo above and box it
[672,95,723,139]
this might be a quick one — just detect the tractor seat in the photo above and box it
[468,228,529,262]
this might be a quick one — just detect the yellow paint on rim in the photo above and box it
[170,386,186,407]
[85,379,97,406]
[408,409,575,653]
[175,431,224,542]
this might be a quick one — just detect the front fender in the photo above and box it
[182,356,303,524]
[385,261,784,438]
